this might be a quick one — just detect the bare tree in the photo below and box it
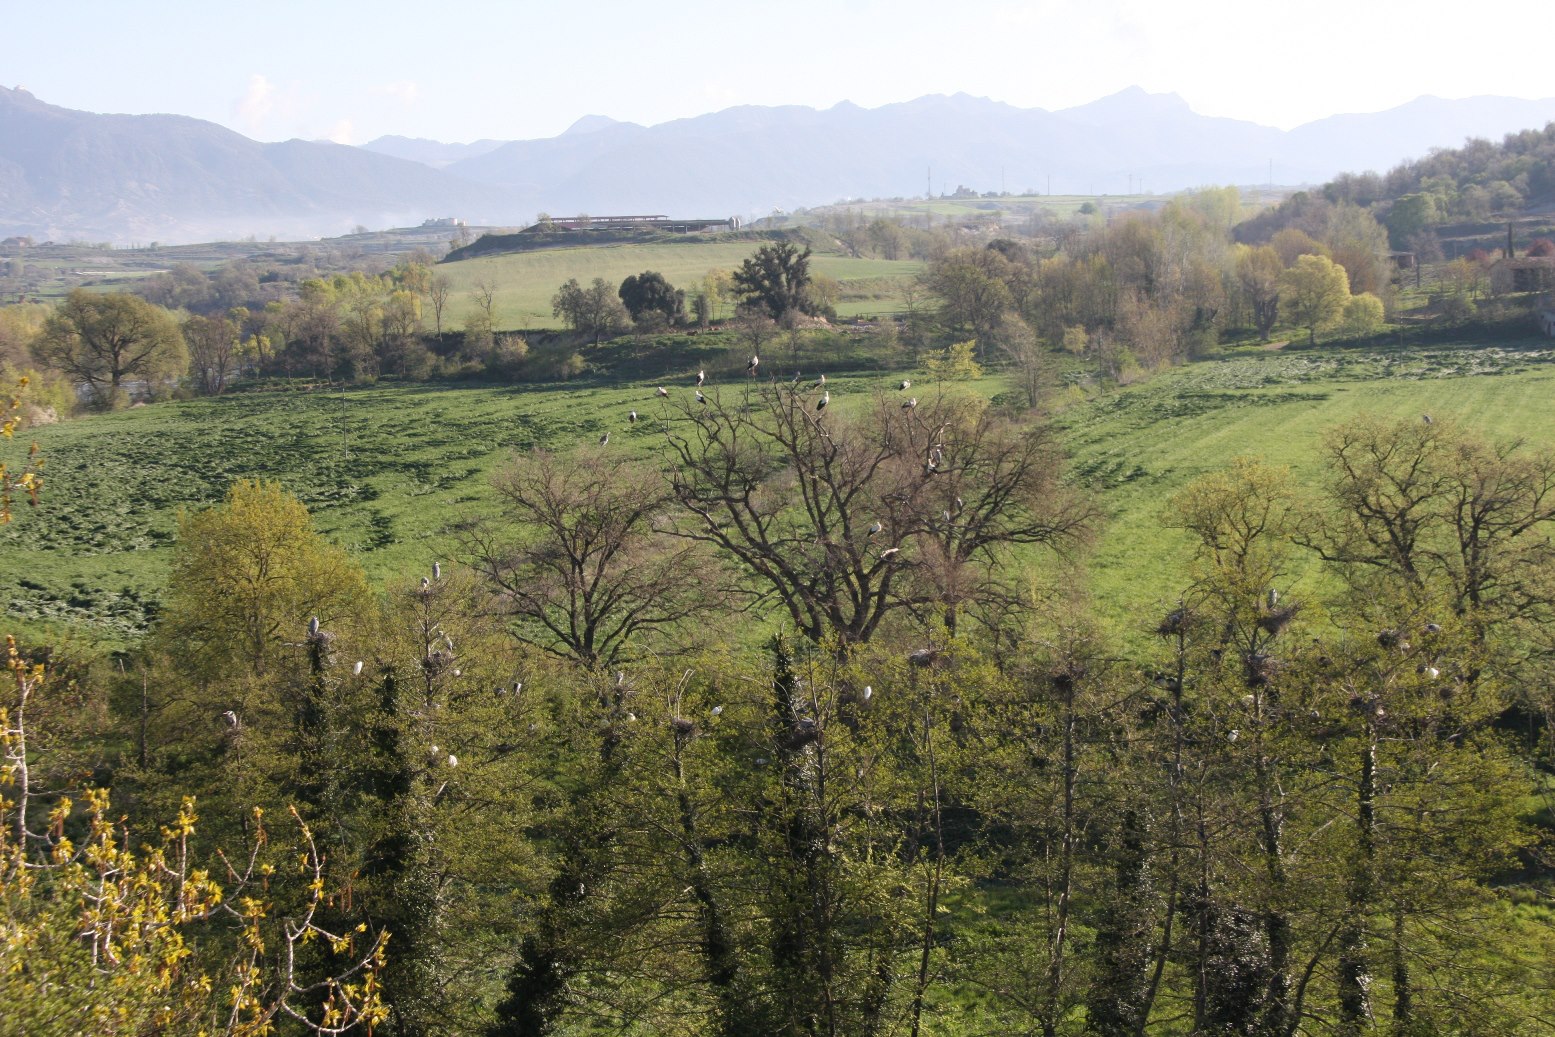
[472,278,499,327]
[427,274,451,337]
[458,448,723,668]
[182,312,240,396]
[662,385,1092,651]
[995,311,1049,410]
[1305,416,1555,624]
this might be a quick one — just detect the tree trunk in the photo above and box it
[1337,733,1377,1035]
[671,729,748,1036]
[907,670,946,1037]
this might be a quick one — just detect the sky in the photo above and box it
[10,0,1553,145]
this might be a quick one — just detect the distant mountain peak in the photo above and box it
[562,114,636,136]
[1059,86,1192,125]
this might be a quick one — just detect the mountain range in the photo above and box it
[5,85,1555,245]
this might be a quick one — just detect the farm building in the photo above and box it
[529,215,740,234]
[1490,256,1555,294]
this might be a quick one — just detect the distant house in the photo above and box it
[1490,256,1555,294]
[421,217,466,228]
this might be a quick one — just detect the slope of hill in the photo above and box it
[1235,120,1555,253]
[0,87,514,243]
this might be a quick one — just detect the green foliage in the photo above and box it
[2,641,387,1035]
[732,241,816,321]
[1387,191,1442,248]
[1341,291,1386,337]
[924,339,983,380]
[1245,124,1555,255]
[0,303,51,370]
[617,270,685,326]
[0,378,43,525]
[6,352,1555,1033]
[32,290,187,408]
[551,276,629,343]
[921,245,1013,347]
[1280,253,1351,346]
[1060,325,1088,355]
[159,479,371,677]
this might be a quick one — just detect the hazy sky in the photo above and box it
[11,0,1552,145]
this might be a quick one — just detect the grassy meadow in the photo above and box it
[9,337,1555,648]
[435,240,923,328]
[1056,344,1555,638]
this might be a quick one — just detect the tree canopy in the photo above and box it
[1279,252,1351,345]
[552,276,630,343]
[732,241,817,322]
[159,478,371,677]
[31,290,186,407]
[617,270,685,326]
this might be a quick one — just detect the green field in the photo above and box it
[1,370,909,640]
[9,338,1555,646]
[436,240,923,329]
[1056,344,1555,638]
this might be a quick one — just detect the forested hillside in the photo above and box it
[1238,123,1555,255]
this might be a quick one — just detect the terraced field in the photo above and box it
[8,339,1555,646]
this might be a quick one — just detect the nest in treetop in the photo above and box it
[1377,629,1411,652]
[1242,652,1278,688]
[1257,603,1301,636]
[784,717,822,751]
[1051,662,1087,693]
[1156,608,1189,638]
